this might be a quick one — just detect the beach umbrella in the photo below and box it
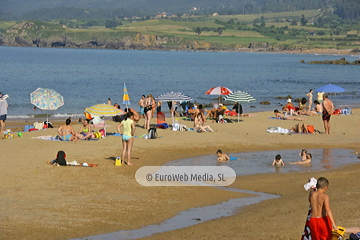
[30,88,64,122]
[123,83,130,108]
[205,86,233,104]
[315,84,345,94]
[223,91,256,122]
[85,103,124,137]
[155,91,192,124]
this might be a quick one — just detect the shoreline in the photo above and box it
[1,109,360,239]
[2,44,360,56]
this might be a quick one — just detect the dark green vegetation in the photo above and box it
[0,0,359,52]
[1,0,359,20]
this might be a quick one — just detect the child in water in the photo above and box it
[216,149,230,162]
[272,154,284,166]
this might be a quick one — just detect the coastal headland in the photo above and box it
[1,109,360,239]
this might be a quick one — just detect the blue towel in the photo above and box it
[268,117,284,120]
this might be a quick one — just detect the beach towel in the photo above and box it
[47,160,99,167]
[266,127,289,134]
[268,117,285,120]
[32,135,99,141]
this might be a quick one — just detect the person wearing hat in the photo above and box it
[0,93,9,134]
[282,98,296,116]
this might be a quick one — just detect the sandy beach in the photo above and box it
[1,109,360,240]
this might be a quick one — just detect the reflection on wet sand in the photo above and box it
[321,148,333,169]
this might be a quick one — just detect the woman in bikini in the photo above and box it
[194,112,214,132]
[287,149,312,164]
[144,94,155,130]
[274,109,306,121]
[76,119,94,140]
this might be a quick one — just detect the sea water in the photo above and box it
[165,148,359,175]
[1,46,360,119]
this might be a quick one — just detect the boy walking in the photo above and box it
[302,177,337,240]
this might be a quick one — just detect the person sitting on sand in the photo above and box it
[272,154,284,166]
[194,112,213,133]
[313,100,323,114]
[217,149,230,162]
[76,119,94,140]
[57,119,78,142]
[274,109,306,121]
[282,99,297,116]
[287,149,312,164]
[205,104,225,119]
[299,97,308,111]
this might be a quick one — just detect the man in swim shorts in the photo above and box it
[138,95,146,119]
[57,119,78,142]
[322,94,334,135]
[303,177,337,240]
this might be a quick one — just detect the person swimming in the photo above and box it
[216,149,230,162]
[272,154,284,166]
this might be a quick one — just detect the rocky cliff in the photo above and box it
[0,21,271,52]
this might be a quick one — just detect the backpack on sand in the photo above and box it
[148,127,158,139]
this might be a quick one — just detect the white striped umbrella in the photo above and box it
[223,91,255,122]
[155,92,192,124]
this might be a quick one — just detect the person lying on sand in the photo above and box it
[272,154,284,166]
[216,149,230,162]
[287,149,312,164]
[274,109,306,121]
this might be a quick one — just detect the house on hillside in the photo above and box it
[212,12,219,16]
[307,30,316,35]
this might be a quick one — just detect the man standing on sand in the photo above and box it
[138,95,146,119]
[0,93,9,134]
[322,94,334,135]
[57,119,77,141]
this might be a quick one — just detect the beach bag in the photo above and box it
[157,123,169,129]
[307,125,315,133]
[333,109,341,115]
[148,127,157,139]
[350,232,360,240]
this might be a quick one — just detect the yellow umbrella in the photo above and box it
[84,104,124,137]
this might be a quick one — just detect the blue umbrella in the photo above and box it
[315,84,345,93]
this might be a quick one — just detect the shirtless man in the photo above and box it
[216,149,230,162]
[274,109,306,121]
[322,94,334,134]
[57,119,77,141]
[138,95,146,119]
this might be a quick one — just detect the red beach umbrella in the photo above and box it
[205,86,233,103]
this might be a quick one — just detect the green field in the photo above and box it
[1,9,359,50]
[0,21,16,30]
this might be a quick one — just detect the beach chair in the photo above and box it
[156,112,168,129]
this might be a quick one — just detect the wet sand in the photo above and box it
[1,109,360,239]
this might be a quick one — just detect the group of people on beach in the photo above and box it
[276,89,335,134]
